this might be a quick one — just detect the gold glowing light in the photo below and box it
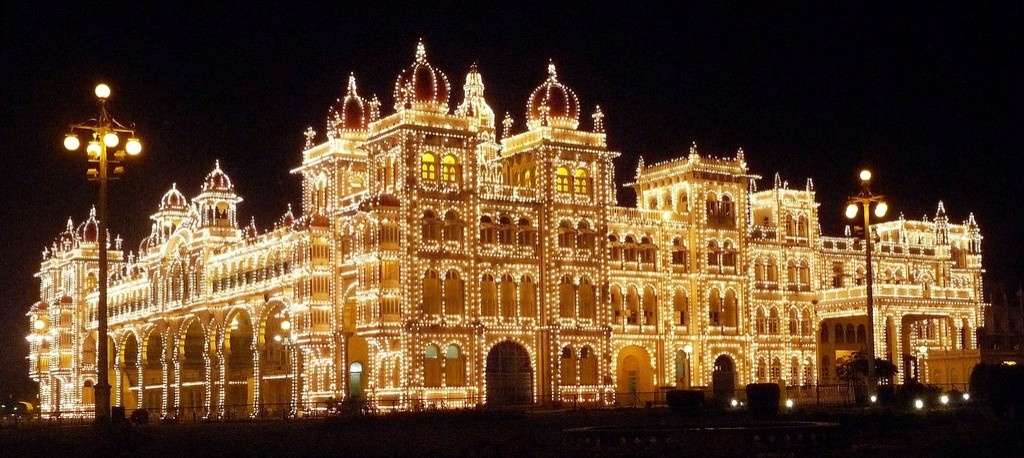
[94,83,111,100]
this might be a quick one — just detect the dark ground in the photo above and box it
[1,405,1021,457]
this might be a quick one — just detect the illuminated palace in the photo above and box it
[27,42,984,417]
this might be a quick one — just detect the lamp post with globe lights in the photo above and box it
[845,169,888,399]
[62,83,142,423]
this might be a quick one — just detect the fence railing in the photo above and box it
[9,383,976,426]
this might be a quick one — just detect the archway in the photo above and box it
[121,333,139,410]
[180,318,207,419]
[142,330,164,412]
[712,355,736,401]
[260,304,293,416]
[485,341,533,406]
[616,346,654,405]
[349,362,364,398]
[224,310,254,418]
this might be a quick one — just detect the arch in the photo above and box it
[259,302,293,416]
[560,346,578,386]
[142,328,165,412]
[424,344,442,387]
[421,153,437,181]
[179,317,207,419]
[519,275,536,317]
[481,274,497,316]
[500,274,517,318]
[443,270,465,316]
[578,277,596,319]
[579,346,598,385]
[441,154,459,183]
[349,362,365,398]
[224,309,255,417]
[555,167,570,193]
[673,289,688,325]
[573,168,589,194]
[121,332,140,410]
[616,345,655,405]
[559,275,576,318]
[444,344,466,386]
[423,269,441,315]
[485,341,533,406]
[712,355,736,401]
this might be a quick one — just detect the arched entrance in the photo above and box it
[121,334,139,410]
[142,330,164,413]
[259,304,293,416]
[349,362,364,398]
[485,341,533,406]
[616,346,654,405]
[180,318,207,420]
[224,310,254,418]
[712,355,736,401]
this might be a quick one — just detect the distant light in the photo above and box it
[962,393,970,401]
[280,319,291,331]
[34,319,45,331]
[914,399,924,410]
[870,395,877,403]
[730,399,738,407]
[683,344,693,355]
[273,334,282,342]
[87,140,101,156]
[859,170,872,182]
[95,84,111,99]
[785,399,794,408]
[940,395,949,405]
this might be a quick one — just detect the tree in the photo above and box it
[837,351,898,386]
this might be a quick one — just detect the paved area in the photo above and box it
[0,406,1020,457]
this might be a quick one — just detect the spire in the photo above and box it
[592,105,605,133]
[415,38,427,63]
[547,60,558,81]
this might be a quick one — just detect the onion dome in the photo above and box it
[139,223,160,253]
[160,183,189,212]
[526,62,580,130]
[279,204,295,229]
[358,192,401,212]
[202,160,235,193]
[77,207,101,244]
[33,301,48,313]
[393,40,450,113]
[57,218,78,251]
[244,218,259,240]
[328,74,372,139]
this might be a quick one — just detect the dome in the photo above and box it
[393,40,450,113]
[57,218,78,251]
[335,74,369,132]
[77,207,101,244]
[279,205,295,228]
[358,193,401,212]
[160,183,189,212]
[526,62,580,130]
[202,160,234,193]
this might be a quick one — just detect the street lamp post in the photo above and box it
[845,169,887,398]
[63,83,142,423]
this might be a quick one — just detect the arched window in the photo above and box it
[441,155,459,183]
[557,220,575,248]
[480,274,497,316]
[707,240,721,267]
[801,309,812,335]
[608,235,621,262]
[757,308,767,334]
[443,270,464,316]
[573,168,589,194]
[423,270,441,315]
[626,285,640,325]
[421,153,437,181]
[517,218,535,247]
[443,211,463,242]
[556,167,570,193]
[642,285,657,325]
[820,323,829,342]
[639,236,656,264]
[721,240,737,268]
[519,275,536,317]
[560,346,577,385]
[479,216,495,244]
[768,308,780,334]
[624,236,638,263]
[611,285,624,324]
[723,289,738,327]
[673,289,687,326]
[789,308,799,335]
[497,216,514,245]
[835,323,845,343]
[576,221,595,250]
[559,275,576,318]
[424,344,441,387]
[709,288,723,326]
[672,237,688,268]
[422,210,441,241]
[444,345,465,386]
[580,346,598,385]
[500,274,517,318]
[578,278,596,319]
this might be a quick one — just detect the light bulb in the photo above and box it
[64,134,80,151]
[103,132,119,148]
[874,202,888,218]
[125,138,142,155]
[95,84,111,99]
[845,204,859,219]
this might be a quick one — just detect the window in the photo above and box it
[441,155,458,183]
[444,345,465,386]
[573,168,588,194]
[673,289,687,325]
[424,345,441,387]
[559,276,576,318]
[556,167,570,193]
[421,153,437,181]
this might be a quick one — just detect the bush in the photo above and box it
[666,390,705,416]
[896,382,942,409]
[130,408,150,424]
[970,363,1024,420]
[746,383,780,419]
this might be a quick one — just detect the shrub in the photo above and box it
[746,383,780,419]
[666,390,705,416]
[130,408,150,424]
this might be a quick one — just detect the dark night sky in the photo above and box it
[1,2,1020,398]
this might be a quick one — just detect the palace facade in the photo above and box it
[27,42,984,417]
